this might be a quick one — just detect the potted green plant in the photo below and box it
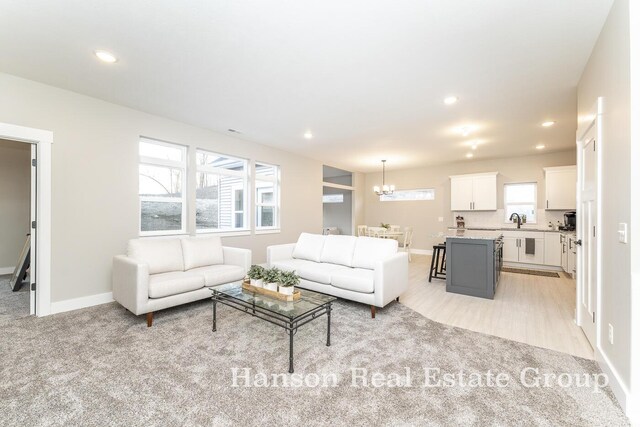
[278,271,300,296]
[263,267,281,292]
[522,214,527,224]
[247,265,265,288]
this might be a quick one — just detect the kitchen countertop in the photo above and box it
[445,229,503,240]
[448,226,575,234]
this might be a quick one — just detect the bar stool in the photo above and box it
[429,243,446,282]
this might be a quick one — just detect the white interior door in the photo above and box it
[29,143,37,315]
[578,125,597,348]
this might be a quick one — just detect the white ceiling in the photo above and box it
[0,0,613,172]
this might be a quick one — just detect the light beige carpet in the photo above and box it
[0,295,628,426]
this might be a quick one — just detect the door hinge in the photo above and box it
[593,226,596,237]
[31,282,36,291]
[32,220,36,229]
[592,311,596,323]
[32,158,37,167]
[593,140,596,151]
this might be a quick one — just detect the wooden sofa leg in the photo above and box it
[370,306,376,319]
[146,312,154,327]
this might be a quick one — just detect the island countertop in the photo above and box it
[445,229,503,240]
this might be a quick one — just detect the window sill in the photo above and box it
[255,228,281,235]
[139,230,188,238]
[196,229,251,238]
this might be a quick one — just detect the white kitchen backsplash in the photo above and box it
[451,209,566,229]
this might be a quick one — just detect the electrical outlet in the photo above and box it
[608,324,614,345]
[438,217,444,222]
[618,223,628,243]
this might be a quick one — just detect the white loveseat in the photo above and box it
[267,233,408,318]
[113,236,250,326]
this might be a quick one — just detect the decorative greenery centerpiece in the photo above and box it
[247,265,265,288]
[263,267,281,292]
[380,223,391,230]
[278,271,300,296]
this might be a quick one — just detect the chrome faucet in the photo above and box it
[509,213,522,229]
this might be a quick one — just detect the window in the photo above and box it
[139,138,187,235]
[504,182,537,223]
[323,194,344,203]
[196,150,248,232]
[255,162,280,230]
[380,188,435,202]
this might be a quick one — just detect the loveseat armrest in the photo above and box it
[267,243,296,266]
[373,252,409,307]
[112,255,150,315]
[223,246,251,272]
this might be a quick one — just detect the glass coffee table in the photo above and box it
[210,281,336,373]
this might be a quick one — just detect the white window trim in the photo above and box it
[504,182,538,224]
[255,162,280,231]
[196,148,249,233]
[139,138,188,236]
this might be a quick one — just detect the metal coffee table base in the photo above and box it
[212,290,332,373]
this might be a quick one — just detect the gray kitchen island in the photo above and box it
[445,229,503,299]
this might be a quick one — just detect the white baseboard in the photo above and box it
[410,248,433,256]
[595,347,633,422]
[50,292,114,314]
[0,266,15,275]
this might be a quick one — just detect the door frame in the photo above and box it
[575,98,602,347]
[0,122,53,317]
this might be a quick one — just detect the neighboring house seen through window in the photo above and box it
[139,138,187,235]
[256,162,280,230]
[196,149,248,232]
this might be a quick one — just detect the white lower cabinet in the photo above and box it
[544,232,562,266]
[501,231,544,265]
[567,235,577,277]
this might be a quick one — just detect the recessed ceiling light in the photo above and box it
[94,50,117,63]
[471,144,478,150]
[541,121,556,127]
[444,96,458,105]
[536,144,546,150]
[303,131,313,139]
[458,126,473,137]
[466,153,474,158]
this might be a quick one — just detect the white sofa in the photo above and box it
[113,236,250,326]
[267,233,408,318]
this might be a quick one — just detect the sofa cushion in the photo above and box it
[297,263,350,285]
[292,233,326,262]
[148,271,204,298]
[352,237,398,270]
[189,265,245,287]
[320,235,357,267]
[331,268,375,293]
[181,236,224,270]
[128,238,185,275]
[271,259,319,273]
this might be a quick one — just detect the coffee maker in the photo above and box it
[560,211,576,231]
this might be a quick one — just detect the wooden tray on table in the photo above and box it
[242,281,301,302]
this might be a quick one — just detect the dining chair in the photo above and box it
[357,225,368,237]
[367,226,385,238]
[400,226,414,262]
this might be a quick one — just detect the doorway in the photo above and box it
[322,165,354,236]
[0,122,52,317]
[576,99,602,350]
[0,139,32,320]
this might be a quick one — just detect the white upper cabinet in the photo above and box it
[450,172,498,211]
[544,166,576,210]
[450,175,474,211]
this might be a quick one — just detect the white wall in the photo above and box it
[0,139,31,271]
[364,150,576,251]
[0,72,323,303]
[323,187,353,235]
[577,0,634,414]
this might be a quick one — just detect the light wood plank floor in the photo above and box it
[400,255,594,360]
